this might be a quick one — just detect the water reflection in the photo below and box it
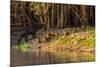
[11,48,95,67]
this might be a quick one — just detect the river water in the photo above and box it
[11,48,95,67]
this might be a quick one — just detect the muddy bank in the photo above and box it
[39,44,95,53]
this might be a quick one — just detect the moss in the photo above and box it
[18,43,29,52]
[12,43,29,52]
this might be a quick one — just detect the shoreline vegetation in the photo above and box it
[12,27,95,53]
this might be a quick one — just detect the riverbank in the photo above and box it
[40,28,95,53]
[12,27,95,53]
[28,28,95,53]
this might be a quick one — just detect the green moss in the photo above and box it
[18,43,29,52]
[12,43,29,52]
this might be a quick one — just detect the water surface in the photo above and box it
[11,48,95,67]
